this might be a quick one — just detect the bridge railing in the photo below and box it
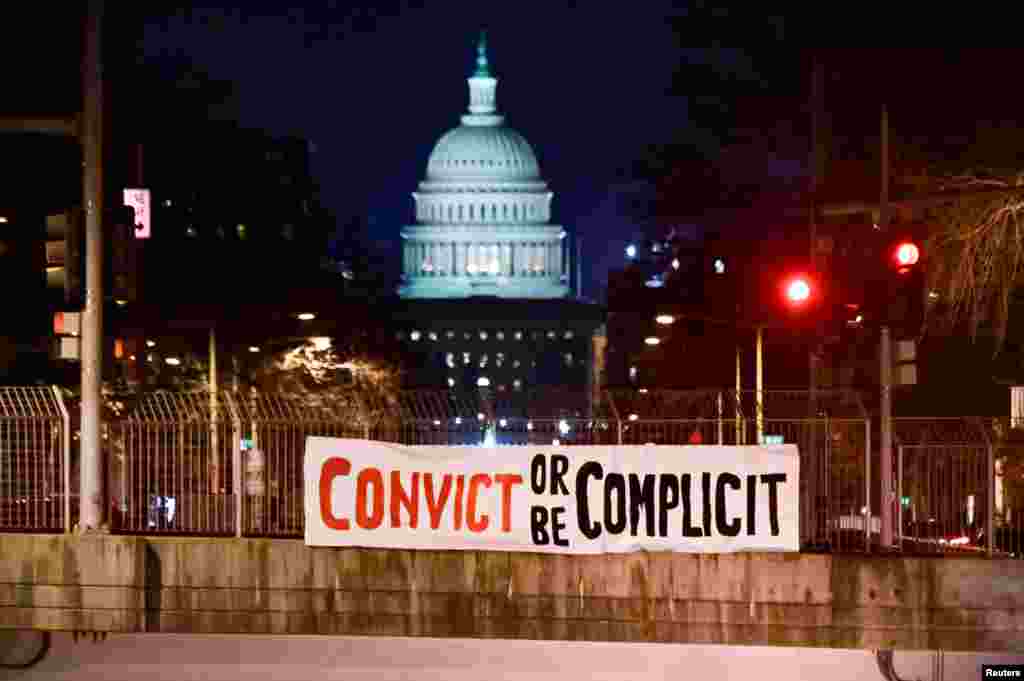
[4,386,1019,557]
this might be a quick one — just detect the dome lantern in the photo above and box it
[465,29,500,124]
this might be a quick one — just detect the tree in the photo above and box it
[894,125,1024,352]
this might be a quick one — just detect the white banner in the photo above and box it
[304,438,799,553]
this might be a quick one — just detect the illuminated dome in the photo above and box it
[426,126,541,183]
[399,32,569,300]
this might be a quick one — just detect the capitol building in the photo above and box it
[392,34,602,396]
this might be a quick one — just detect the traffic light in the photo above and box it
[44,209,83,307]
[772,268,825,330]
[866,234,926,335]
[108,205,138,303]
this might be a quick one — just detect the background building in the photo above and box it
[394,35,602,394]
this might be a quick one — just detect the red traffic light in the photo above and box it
[893,241,920,273]
[783,275,812,306]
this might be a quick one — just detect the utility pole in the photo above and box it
[807,55,825,547]
[79,0,106,532]
[879,102,894,549]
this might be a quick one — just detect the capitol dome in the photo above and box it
[399,32,569,300]
[426,125,541,183]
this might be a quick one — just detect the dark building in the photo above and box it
[389,35,604,401]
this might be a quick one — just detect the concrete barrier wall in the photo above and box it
[0,535,1022,652]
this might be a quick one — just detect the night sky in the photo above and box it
[139,2,800,298]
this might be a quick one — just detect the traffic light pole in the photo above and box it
[880,324,894,549]
[878,103,894,550]
[79,0,106,532]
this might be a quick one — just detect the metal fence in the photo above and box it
[0,387,69,532]
[2,386,1020,557]
[891,418,1017,557]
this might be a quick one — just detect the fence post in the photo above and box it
[987,440,995,557]
[225,393,243,538]
[897,444,903,549]
[716,391,723,445]
[865,417,872,553]
[53,386,71,534]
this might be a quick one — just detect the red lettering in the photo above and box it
[356,468,384,529]
[390,471,420,528]
[494,473,524,532]
[466,474,492,532]
[424,473,452,529]
[319,457,351,531]
[453,474,466,530]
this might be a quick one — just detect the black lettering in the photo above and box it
[681,474,702,537]
[530,506,550,544]
[658,475,679,537]
[530,454,546,494]
[551,454,570,495]
[628,473,656,537]
[761,474,787,536]
[702,472,712,536]
[551,507,569,547]
[715,473,741,537]
[604,473,627,534]
[576,461,603,540]
[746,475,758,536]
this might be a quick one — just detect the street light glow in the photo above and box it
[644,336,661,346]
[296,312,316,321]
[625,244,637,258]
[165,357,181,366]
[248,346,260,353]
[655,315,675,325]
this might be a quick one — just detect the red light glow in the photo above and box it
[895,242,920,267]
[785,277,811,305]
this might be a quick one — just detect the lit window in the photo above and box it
[463,352,471,365]
[547,330,556,340]
[629,366,638,380]
[496,331,505,341]
[446,330,455,340]
[410,330,422,341]
[564,353,574,367]
[513,379,523,390]
[672,258,680,270]
[479,330,488,341]
[513,359,522,369]
[464,331,472,341]
[236,224,247,239]
[428,331,438,341]
[496,352,505,368]
[479,354,489,368]
[446,352,455,368]
[563,330,574,340]
[514,331,523,341]
[185,225,197,238]
[447,377,455,387]
[477,377,490,387]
